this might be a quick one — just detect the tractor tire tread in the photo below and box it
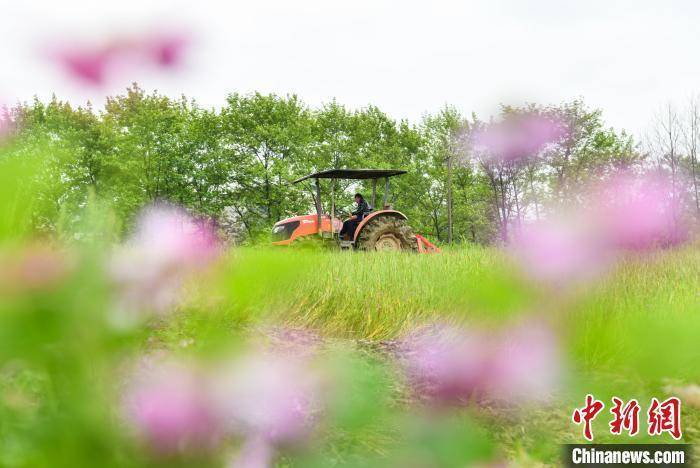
[356,216,418,252]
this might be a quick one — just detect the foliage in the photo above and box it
[8,86,641,244]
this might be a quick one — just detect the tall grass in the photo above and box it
[158,245,700,459]
[172,245,700,381]
[171,247,538,340]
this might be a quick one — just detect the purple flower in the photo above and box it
[212,351,322,447]
[230,437,274,468]
[109,204,219,321]
[510,171,689,288]
[131,203,218,268]
[123,362,221,454]
[483,321,561,404]
[47,29,190,87]
[472,114,565,163]
[147,32,189,67]
[399,322,562,406]
[52,46,114,85]
[593,172,687,251]
[399,324,488,404]
[510,216,611,286]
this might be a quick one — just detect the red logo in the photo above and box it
[572,394,605,441]
[609,397,641,436]
[648,397,682,440]
[572,395,682,441]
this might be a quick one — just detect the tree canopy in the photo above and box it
[3,84,657,244]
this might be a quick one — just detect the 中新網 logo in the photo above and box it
[571,394,681,441]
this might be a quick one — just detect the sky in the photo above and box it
[3,0,700,139]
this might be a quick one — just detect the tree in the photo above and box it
[417,107,465,242]
[220,92,313,235]
[8,87,645,245]
[682,96,700,216]
[648,104,683,224]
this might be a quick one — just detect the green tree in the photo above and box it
[220,92,313,235]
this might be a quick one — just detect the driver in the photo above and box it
[339,193,371,240]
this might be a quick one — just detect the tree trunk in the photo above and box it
[446,152,453,244]
[498,173,508,243]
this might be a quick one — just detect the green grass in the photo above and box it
[171,246,540,340]
[151,245,700,465]
[3,243,698,466]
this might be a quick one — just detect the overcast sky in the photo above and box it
[3,0,700,138]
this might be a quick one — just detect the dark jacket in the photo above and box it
[352,198,371,219]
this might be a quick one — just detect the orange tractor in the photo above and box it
[271,169,439,252]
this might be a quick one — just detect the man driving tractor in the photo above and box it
[339,193,371,240]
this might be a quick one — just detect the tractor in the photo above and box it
[271,169,438,252]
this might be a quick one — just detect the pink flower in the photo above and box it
[483,321,561,403]
[510,216,611,286]
[123,363,221,454]
[131,203,218,268]
[399,322,562,406]
[472,114,565,163]
[508,171,689,288]
[48,30,190,87]
[52,47,114,85]
[399,324,488,404]
[592,172,687,251]
[148,33,189,67]
[109,204,219,321]
[213,352,322,447]
[231,437,274,468]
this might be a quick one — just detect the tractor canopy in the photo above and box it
[292,168,407,184]
[292,168,407,225]
[273,167,438,252]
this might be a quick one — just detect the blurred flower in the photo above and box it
[472,114,565,163]
[510,216,611,286]
[213,351,323,447]
[399,324,488,404]
[592,172,687,251]
[0,246,71,293]
[399,322,562,406]
[483,321,561,403]
[109,204,219,322]
[510,171,688,288]
[48,30,190,86]
[125,349,324,466]
[123,362,221,454]
[131,203,218,267]
[52,46,114,85]
[148,33,189,67]
[231,436,274,468]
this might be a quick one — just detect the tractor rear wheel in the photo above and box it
[356,216,418,252]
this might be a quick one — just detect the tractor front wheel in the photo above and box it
[355,216,418,252]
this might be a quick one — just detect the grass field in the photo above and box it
[147,245,700,465]
[2,241,699,466]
